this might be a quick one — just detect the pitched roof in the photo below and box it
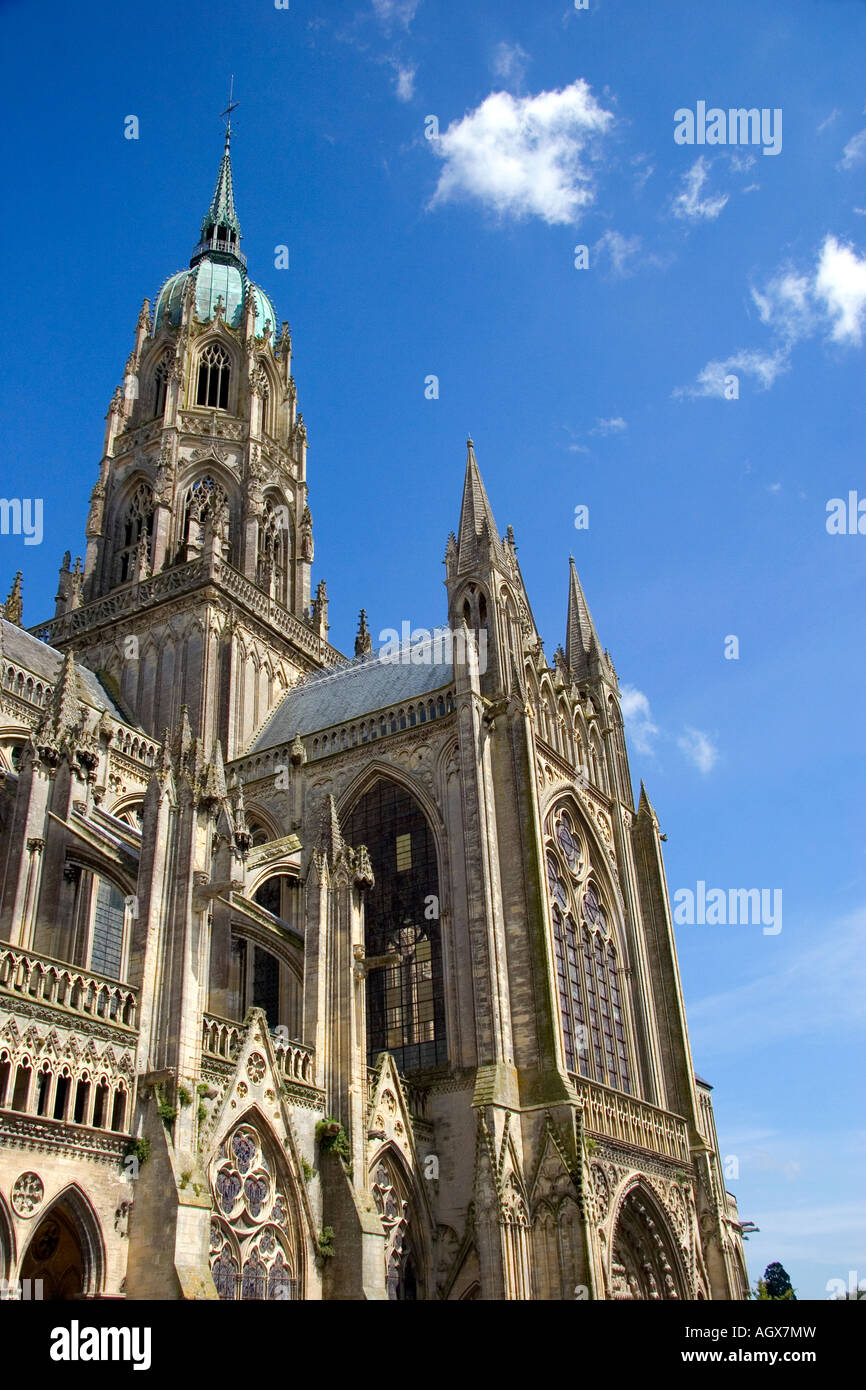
[1,618,137,725]
[247,640,454,752]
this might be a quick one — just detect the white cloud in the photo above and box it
[594,229,642,276]
[814,235,866,344]
[678,234,866,396]
[671,157,728,222]
[428,81,614,225]
[620,685,659,756]
[678,726,719,774]
[590,415,627,435]
[675,347,788,398]
[838,128,866,170]
[394,63,416,102]
[818,107,841,134]
[372,0,419,30]
[491,41,529,86]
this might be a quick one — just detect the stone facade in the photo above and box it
[0,132,748,1301]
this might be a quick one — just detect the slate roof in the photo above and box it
[1,619,137,725]
[248,639,455,752]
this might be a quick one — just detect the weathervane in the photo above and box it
[220,75,239,141]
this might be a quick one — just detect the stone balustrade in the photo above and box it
[202,1013,315,1086]
[0,944,138,1030]
[570,1073,690,1163]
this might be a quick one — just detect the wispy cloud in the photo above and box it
[590,415,627,435]
[818,107,841,134]
[838,128,866,170]
[620,685,659,755]
[678,726,719,774]
[372,0,420,31]
[393,62,416,101]
[677,234,866,396]
[671,157,728,222]
[593,229,642,276]
[428,81,614,225]
[491,41,529,87]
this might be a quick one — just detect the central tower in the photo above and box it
[38,125,342,757]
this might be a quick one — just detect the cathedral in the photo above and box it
[0,125,748,1301]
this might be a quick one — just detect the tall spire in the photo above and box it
[456,438,503,572]
[190,86,244,269]
[4,572,23,626]
[565,556,603,680]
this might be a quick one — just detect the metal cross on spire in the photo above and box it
[220,75,239,142]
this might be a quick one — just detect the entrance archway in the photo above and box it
[19,1188,104,1300]
[609,1183,688,1300]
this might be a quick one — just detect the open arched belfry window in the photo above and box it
[182,475,231,561]
[344,779,446,1072]
[152,353,170,418]
[545,805,631,1092]
[196,342,231,409]
[116,483,154,585]
[257,497,290,606]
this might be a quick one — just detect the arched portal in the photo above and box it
[343,777,446,1071]
[19,1189,104,1300]
[609,1184,688,1300]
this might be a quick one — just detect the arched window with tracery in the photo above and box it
[116,483,154,585]
[344,779,446,1072]
[544,807,631,1092]
[152,354,170,418]
[257,497,290,606]
[371,1155,421,1300]
[182,475,231,561]
[209,1122,300,1300]
[196,342,231,410]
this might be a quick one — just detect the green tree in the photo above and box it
[754,1261,796,1300]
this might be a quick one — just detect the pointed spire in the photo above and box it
[36,649,81,758]
[53,649,81,735]
[637,780,659,829]
[190,120,244,270]
[201,739,227,805]
[4,572,23,626]
[565,556,603,680]
[456,438,503,571]
[174,705,194,772]
[319,794,344,864]
[354,609,372,658]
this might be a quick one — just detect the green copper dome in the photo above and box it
[153,129,278,338]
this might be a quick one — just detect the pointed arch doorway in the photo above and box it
[19,1191,103,1300]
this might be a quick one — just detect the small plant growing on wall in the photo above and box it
[315,1117,351,1164]
[125,1136,151,1168]
[316,1226,336,1260]
[155,1085,177,1128]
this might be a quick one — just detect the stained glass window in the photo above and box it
[89,878,125,980]
[344,780,446,1071]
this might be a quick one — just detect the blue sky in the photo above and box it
[1,0,864,1299]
